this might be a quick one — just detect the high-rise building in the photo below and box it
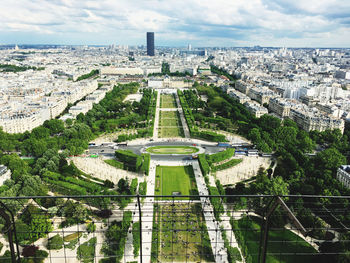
[188,44,192,51]
[147,32,155,56]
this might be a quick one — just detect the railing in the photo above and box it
[0,194,349,263]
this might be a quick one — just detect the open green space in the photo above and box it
[158,110,184,138]
[160,111,178,118]
[233,216,318,263]
[158,127,184,137]
[63,232,82,242]
[147,146,199,155]
[159,117,180,126]
[160,94,177,108]
[155,165,198,199]
[151,203,214,262]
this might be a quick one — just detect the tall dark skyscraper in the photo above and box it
[147,32,155,56]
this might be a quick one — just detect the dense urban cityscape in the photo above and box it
[0,1,350,263]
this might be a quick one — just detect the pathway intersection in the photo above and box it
[136,90,232,262]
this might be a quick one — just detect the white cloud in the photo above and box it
[0,0,348,47]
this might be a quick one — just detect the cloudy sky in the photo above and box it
[0,0,349,47]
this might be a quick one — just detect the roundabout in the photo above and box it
[146,145,199,155]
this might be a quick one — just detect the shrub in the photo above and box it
[138,181,147,196]
[87,222,96,233]
[212,158,242,172]
[21,249,48,263]
[22,245,39,257]
[95,209,112,219]
[132,222,140,257]
[140,154,150,175]
[104,179,114,188]
[77,237,97,263]
[206,148,235,164]
[115,150,142,171]
[47,234,63,250]
[198,154,210,176]
[208,186,224,221]
[104,159,124,169]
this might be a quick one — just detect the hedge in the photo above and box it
[194,131,227,142]
[208,186,224,221]
[115,149,142,171]
[132,222,140,257]
[138,181,147,195]
[130,178,138,195]
[198,154,210,176]
[42,171,105,194]
[140,154,150,175]
[221,228,242,262]
[206,148,235,165]
[212,158,242,172]
[104,159,124,169]
[230,217,253,263]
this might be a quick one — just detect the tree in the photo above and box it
[44,119,64,135]
[117,178,130,194]
[258,114,281,133]
[314,147,346,171]
[248,128,261,143]
[28,213,53,242]
[30,126,50,139]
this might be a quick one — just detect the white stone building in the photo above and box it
[337,165,350,189]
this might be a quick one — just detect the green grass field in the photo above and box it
[158,127,184,137]
[146,146,199,154]
[160,111,178,118]
[160,94,177,108]
[158,110,184,138]
[155,166,198,199]
[235,216,318,263]
[151,204,214,262]
[159,117,180,126]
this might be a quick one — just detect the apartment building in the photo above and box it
[337,165,350,189]
[268,97,292,118]
[243,101,268,118]
[228,89,251,104]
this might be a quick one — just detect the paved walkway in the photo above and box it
[153,91,161,139]
[215,156,272,185]
[191,160,229,263]
[175,91,191,138]
[140,159,156,262]
[72,157,142,184]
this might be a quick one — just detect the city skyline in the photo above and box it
[0,0,349,48]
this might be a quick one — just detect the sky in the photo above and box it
[0,0,349,47]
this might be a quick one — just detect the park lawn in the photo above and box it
[159,117,179,127]
[159,127,184,138]
[236,216,318,263]
[155,166,198,199]
[160,111,178,119]
[104,159,124,169]
[63,232,82,242]
[147,146,199,154]
[152,204,214,262]
[160,94,177,108]
[158,110,184,138]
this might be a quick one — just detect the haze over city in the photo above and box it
[0,0,350,47]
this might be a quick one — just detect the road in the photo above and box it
[88,141,240,157]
